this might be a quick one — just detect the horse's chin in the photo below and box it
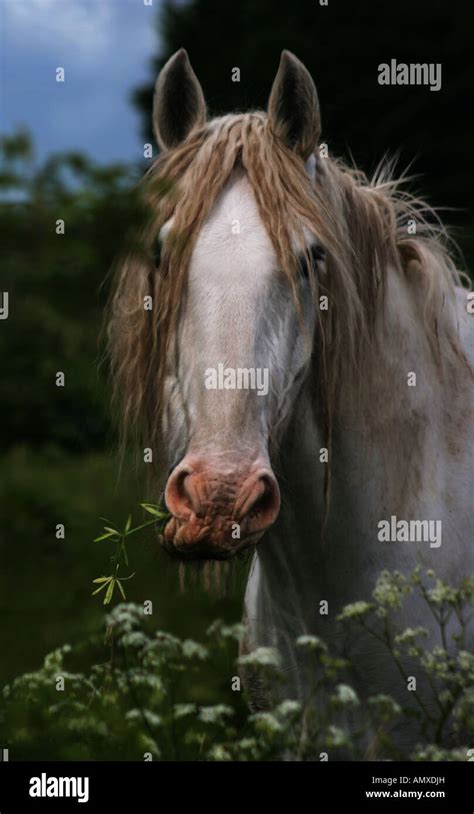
[160,516,263,561]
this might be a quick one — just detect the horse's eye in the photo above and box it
[310,244,326,265]
[152,237,162,269]
[297,244,326,279]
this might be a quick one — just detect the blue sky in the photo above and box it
[0,0,163,166]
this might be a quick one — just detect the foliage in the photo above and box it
[0,131,144,453]
[337,568,474,758]
[0,134,243,697]
[0,445,244,694]
[92,503,171,605]
[2,570,473,761]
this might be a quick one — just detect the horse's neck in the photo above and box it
[248,271,473,652]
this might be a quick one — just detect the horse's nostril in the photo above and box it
[165,464,198,519]
[249,479,273,517]
[168,457,182,477]
[241,471,280,530]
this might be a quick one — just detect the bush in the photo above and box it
[2,569,473,761]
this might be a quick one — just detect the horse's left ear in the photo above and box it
[153,49,207,150]
[267,51,321,160]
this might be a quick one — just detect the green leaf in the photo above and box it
[92,576,111,584]
[104,579,115,605]
[121,541,129,567]
[92,579,112,596]
[125,514,132,533]
[116,580,126,600]
[93,531,118,542]
[141,503,166,518]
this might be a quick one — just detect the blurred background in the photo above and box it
[1,0,473,689]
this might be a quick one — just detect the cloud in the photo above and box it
[4,0,115,59]
[2,0,161,164]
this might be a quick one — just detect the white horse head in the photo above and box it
[109,49,472,578]
[147,50,328,559]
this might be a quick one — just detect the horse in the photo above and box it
[108,49,474,752]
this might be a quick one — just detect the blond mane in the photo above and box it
[107,112,467,457]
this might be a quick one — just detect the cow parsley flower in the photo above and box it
[198,705,233,724]
[337,601,373,621]
[334,684,359,706]
[238,647,281,669]
[250,712,284,736]
[296,635,327,652]
[276,700,301,718]
[181,640,208,660]
[173,703,196,720]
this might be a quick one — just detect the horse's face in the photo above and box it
[154,50,322,560]
[161,171,319,559]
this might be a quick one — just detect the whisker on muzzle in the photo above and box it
[174,551,253,597]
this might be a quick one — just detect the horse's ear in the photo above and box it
[153,49,206,150]
[267,51,321,160]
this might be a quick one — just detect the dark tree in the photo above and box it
[134,0,474,265]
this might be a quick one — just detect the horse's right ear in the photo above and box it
[153,49,206,150]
